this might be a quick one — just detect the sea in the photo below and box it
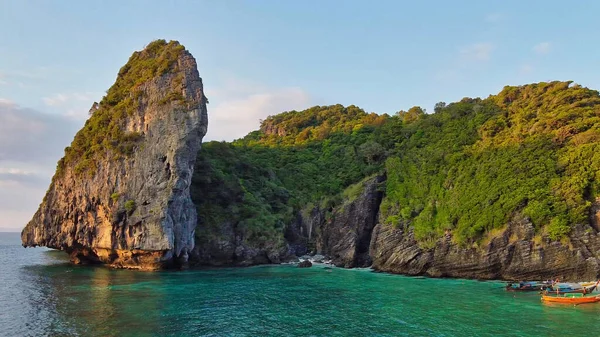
[1,232,600,337]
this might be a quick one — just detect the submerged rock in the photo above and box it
[21,40,208,270]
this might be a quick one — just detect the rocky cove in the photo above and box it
[20,40,600,282]
[211,173,598,282]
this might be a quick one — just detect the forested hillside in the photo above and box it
[191,81,600,257]
[191,105,391,251]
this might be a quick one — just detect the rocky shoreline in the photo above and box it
[284,176,600,282]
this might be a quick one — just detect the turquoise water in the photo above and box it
[2,232,600,336]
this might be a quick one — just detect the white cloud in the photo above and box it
[43,92,98,106]
[533,42,551,54]
[0,101,81,230]
[0,100,79,165]
[204,77,313,141]
[43,93,69,106]
[42,92,102,119]
[460,43,495,61]
[0,168,36,175]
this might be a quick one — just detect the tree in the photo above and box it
[358,141,386,165]
[434,102,446,113]
[397,106,425,124]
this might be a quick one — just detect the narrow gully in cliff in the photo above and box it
[353,174,386,267]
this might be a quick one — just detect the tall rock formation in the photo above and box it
[21,40,208,270]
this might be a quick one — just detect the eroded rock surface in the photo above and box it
[316,175,385,268]
[370,216,600,281]
[289,176,600,281]
[21,40,208,270]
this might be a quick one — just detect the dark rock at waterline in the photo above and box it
[298,260,312,268]
[188,217,297,267]
[318,175,385,268]
[289,175,385,268]
[370,215,600,281]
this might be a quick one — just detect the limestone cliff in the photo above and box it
[369,214,600,281]
[314,175,385,268]
[21,40,208,270]
[289,177,600,281]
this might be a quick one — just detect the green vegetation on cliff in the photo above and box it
[57,39,185,176]
[192,105,391,248]
[382,81,600,245]
[192,81,600,249]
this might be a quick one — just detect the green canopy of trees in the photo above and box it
[192,81,600,248]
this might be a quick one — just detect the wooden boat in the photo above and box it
[544,281,599,295]
[505,281,546,292]
[541,293,600,304]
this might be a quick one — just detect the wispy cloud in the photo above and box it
[519,64,534,75]
[43,93,69,106]
[434,42,495,83]
[0,169,48,187]
[43,92,98,107]
[533,42,551,54]
[0,101,81,229]
[204,76,313,141]
[42,92,102,119]
[460,43,495,62]
[0,100,80,166]
[0,168,36,175]
[485,13,504,23]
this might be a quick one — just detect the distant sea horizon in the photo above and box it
[0,228,22,233]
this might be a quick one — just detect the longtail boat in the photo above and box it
[544,280,600,295]
[505,281,548,292]
[541,293,600,305]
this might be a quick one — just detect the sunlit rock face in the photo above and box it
[22,40,208,270]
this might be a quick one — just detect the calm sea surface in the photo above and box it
[1,232,600,336]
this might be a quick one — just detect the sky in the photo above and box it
[1,0,600,231]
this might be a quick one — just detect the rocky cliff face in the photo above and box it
[315,175,385,268]
[21,40,208,270]
[370,215,600,281]
[289,177,600,281]
[285,175,385,268]
[189,219,292,267]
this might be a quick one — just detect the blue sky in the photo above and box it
[1,0,599,230]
